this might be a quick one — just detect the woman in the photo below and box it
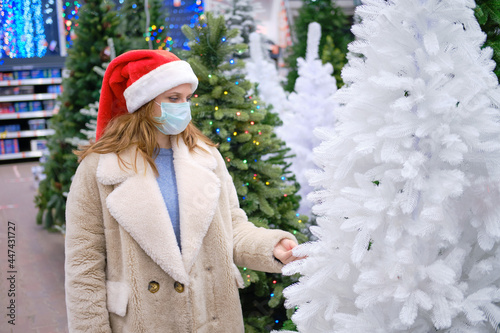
[64,49,300,332]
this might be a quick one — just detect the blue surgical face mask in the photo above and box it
[153,101,192,135]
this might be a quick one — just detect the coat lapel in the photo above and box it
[97,148,189,284]
[96,138,221,283]
[170,137,221,273]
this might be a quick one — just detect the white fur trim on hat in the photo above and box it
[123,60,198,113]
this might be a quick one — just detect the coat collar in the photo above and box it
[96,137,221,285]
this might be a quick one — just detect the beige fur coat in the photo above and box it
[64,137,297,333]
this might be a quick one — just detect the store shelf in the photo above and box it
[0,93,58,102]
[0,78,62,87]
[0,110,55,120]
[0,129,55,139]
[0,150,44,160]
[0,65,63,163]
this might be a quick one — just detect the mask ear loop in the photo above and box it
[153,101,168,122]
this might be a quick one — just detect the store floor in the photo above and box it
[0,161,68,333]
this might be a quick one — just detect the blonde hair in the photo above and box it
[75,100,217,175]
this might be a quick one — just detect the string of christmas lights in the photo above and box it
[62,0,81,48]
[34,0,46,57]
[61,1,202,51]
[23,0,35,57]
[144,24,169,48]
[0,0,48,58]
[1,0,16,58]
[163,0,204,50]
[193,65,305,243]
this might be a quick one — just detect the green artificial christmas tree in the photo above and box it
[182,13,308,332]
[321,35,346,88]
[475,0,500,78]
[65,38,118,150]
[284,0,353,91]
[35,0,126,229]
[119,0,169,50]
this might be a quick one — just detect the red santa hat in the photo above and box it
[95,49,198,140]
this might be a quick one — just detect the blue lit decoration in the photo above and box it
[0,0,58,59]
[33,0,47,57]
[163,0,204,50]
[23,0,35,57]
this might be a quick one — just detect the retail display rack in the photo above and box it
[0,57,65,161]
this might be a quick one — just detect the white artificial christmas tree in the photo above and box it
[207,0,232,17]
[275,22,338,216]
[280,0,500,332]
[245,32,288,116]
[224,0,263,47]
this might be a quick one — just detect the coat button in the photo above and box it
[174,281,184,293]
[148,281,160,293]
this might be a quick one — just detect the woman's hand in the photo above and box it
[273,238,303,265]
